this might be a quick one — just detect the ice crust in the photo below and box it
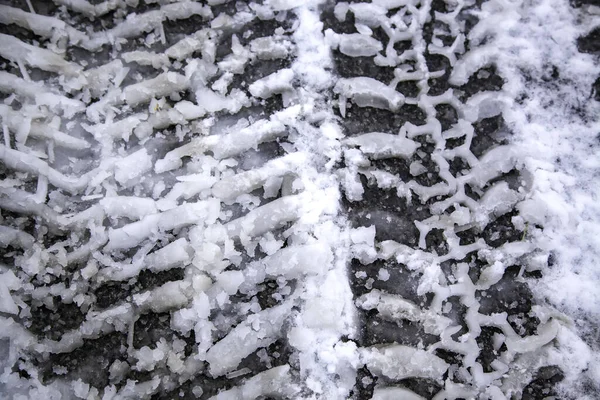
[0,0,598,398]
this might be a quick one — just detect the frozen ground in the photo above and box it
[0,0,599,399]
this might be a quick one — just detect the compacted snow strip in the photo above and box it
[155,115,289,173]
[0,145,94,194]
[105,201,220,251]
[0,72,85,117]
[0,33,82,76]
[205,302,292,377]
[0,105,90,150]
[0,4,88,48]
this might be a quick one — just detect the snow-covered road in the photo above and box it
[0,0,599,399]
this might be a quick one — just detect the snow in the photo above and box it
[0,0,598,398]
[99,238,191,282]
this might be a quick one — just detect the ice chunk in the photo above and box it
[334,77,404,116]
[360,345,448,380]
[0,144,89,194]
[372,387,426,400]
[211,118,287,160]
[0,5,87,47]
[205,303,292,376]
[479,182,520,219]
[155,117,286,173]
[0,105,90,150]
[212,153,304,200]
[449,46,497,86]
[338,33,383,57]
[114,149,152,185]
[122,51,170,68]
[340,168,365,201]
[410,161,427,176]
[94,3,212,46]
[357,290,451,335]
[348,3,387,26]
[195,87,250,115]
[166,29,214,61]
[106,200,219,250]
[133,281,192,313]
[477,261,505,289]
[0,272,19,315]
[52,0,102,17]
[123,72,188,107]
[100,196,157,221]
[372,0,412,8]
[345,132,419,159]
[301,268,354,330]
[248,68,295,99]
[225,194,304,239]
[40,304,134,354]
[242,243,332,291]
[249,37,291,60]
[165,174,218,202]
[0,33,81,75]
[145,239,192,271]
[350,226,376,246]
[134,345,166,372]
[504,320,559,354]
[517,198,548,226]
[72,379,90,399]
[0,72,85,117]
[216,270,245,295]
[0,225,35,249]
[466,145,518,188]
